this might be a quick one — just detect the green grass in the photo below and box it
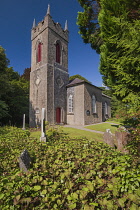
[62,127,103,141]
[106,120,121,124]
[30,126,103,142]
[85,122,120,134]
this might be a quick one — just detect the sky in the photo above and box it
[0,0,103,87]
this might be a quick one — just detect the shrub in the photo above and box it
[0,127,140,209]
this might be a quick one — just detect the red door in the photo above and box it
[56,107,61,123]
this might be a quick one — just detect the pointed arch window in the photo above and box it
[68,94,73,113]
[105,102,108,115]
[56,42,61,63]
[37,42,42,62]
[92,94,96,113]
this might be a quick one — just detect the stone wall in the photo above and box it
[84,83,102,124]
[67,84,85,125]
[30,12,69,127]
[29,67,47,127]
[54,64,69,124]
[102,95,111,121]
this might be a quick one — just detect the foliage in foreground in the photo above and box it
[0,127,140,209]
[122,111,140,157]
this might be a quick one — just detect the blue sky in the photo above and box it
[0,0,103,86]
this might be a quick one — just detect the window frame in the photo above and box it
[68,94,73,113]
[105,102,108,115]
[92,94,97,114]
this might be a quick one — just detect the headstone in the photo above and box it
[115,131,129,151]
[40,108,46,142]
[22,114,25,130]
[104,129,114,147]
[19,149,31,172]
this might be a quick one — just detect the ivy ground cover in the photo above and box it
[0,127,140,209]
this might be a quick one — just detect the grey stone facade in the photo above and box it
[67,79,111,125]
[29,7,111,127]
[29,8,69,127]
[102,94,111,121]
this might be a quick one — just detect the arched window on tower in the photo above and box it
[92,94,96,113]
[68,95,73,113]
[56,42,61,63]
[37,42,42,63]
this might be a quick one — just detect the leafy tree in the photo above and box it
[0,46,10,121]
[77,0,140,112]
[20,67,31,81]
[0,46,9,73]
[69,74,91,83]
[98,0,140,111]
[7,78,29,125]
[77,0,101,53]
[0,101,9,125]
[0,46,29,125]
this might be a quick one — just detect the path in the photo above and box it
[63,122,118,135]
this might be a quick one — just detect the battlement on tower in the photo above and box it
[31,12,69,42]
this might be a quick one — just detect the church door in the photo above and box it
[56,107,61,123]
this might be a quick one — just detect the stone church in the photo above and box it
[29,5,111,127]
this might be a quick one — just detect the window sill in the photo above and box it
[67,113,74,115]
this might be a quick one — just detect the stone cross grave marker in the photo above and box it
[104,129,114,147]
[19,149,31,172]
[40,108,46,142]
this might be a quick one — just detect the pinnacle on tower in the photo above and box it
[64,20,68,31]
[32,19,36,28]
[47,4,50,15]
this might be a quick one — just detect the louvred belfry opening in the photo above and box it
[37,43,42,62]
[56,43,61,63]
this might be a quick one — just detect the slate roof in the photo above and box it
[67,78,85,87]
[67,78,102,90]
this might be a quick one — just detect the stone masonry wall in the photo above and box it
[84,83,102,124]
[102,95,111,121]
[67,84,85,126]
[54,65,69,124]
[30,12,69,126]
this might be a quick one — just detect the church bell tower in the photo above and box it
[29,5,69,127]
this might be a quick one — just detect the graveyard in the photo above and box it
[0,121,140,209]
[0,0,140,209]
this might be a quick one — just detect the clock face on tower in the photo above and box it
[56,76,64,88]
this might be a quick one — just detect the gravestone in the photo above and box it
[22,114,25,130]
[104,129,114,147]
[115,131,129,151]
[40,108,46,142]
[19,149,31,172]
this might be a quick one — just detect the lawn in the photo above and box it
[85,122,120,134]
[62,127,103,141]
[30,126,103,142]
